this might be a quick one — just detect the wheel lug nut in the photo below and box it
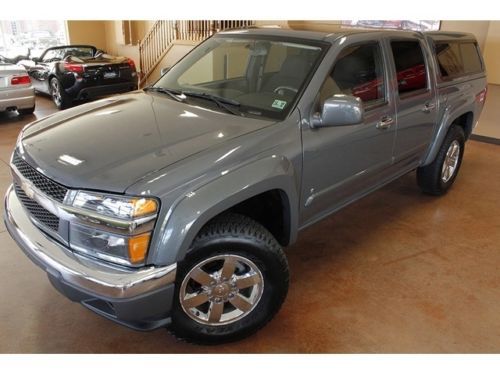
[228,293,235,299]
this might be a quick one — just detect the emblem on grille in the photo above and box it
[21,180,36,200]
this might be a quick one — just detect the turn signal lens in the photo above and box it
[132,198,158,217]
[128,232,151,264]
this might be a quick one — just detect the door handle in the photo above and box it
[422,102,436,113]
[376,116,394,130]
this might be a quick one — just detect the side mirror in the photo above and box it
[160,67,170,76]
[311,95,364,128]
[31,57,40,63]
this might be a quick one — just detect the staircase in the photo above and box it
[139,20,255,86]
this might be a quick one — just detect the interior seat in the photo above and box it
[263,55,310,93]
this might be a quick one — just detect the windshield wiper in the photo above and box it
[181,91,241,116]
[144,86,185,102]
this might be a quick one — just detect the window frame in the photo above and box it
[318,39,389,112]
[433,40,484,82]
[388,37,431,100]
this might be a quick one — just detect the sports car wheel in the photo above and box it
[50,78,70,109]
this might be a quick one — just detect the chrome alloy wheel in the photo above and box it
[179,254,264,326]
[51,79,62,107]
[441,140,461,183]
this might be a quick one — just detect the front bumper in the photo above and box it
[4,184,177,330]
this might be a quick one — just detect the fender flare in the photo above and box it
[422,101,475,166]
[150,155,299,265]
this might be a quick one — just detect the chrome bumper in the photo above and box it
[4,184,176,299]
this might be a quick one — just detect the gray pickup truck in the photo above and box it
[4,28,487,344]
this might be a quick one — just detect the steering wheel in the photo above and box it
[273,86,298,96]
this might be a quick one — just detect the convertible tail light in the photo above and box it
[64,62,84,75]
[126,58,136,71]
[11,75,31,85]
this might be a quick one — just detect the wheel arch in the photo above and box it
[149,156,299,266]
[422,106,475,166]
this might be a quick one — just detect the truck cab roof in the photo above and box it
[218,26,478,44]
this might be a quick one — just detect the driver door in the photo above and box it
[300,39,397,226]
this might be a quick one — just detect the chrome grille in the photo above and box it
[14,183,60,231]
[12,152,68,202]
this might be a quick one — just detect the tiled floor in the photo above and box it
[0,93,499,353]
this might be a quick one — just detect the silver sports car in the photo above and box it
[0,63,35,115]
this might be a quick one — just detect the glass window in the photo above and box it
[460,43,483,74]
[0,20,67,59]
[41,48,64,62]
[390,41,427,94]
[157,37,325,120]
[319,42,385,105]
[42,46,95,62]
[263,43,288,73]
[435,41,483,78]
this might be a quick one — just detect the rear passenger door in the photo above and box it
[388,38,438,164]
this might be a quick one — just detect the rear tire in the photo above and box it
[169,213,289,345]
[50,77,70,109]
[417,125,465,195]
[18,106,35,115]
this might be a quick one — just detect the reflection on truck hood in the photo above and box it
[19,91,274,192]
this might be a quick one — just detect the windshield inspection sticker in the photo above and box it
[272,99,287,110]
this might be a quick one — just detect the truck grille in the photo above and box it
[12,152,68,203]
[14,183,60,231]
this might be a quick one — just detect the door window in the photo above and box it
[319,42,386,106]
[390,41,428,95]
[434,41,483,78]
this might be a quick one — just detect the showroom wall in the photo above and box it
[66,20,153,63]
[66,20,500,85]
[103,21,142,66]
[440,20,489,50]
[483,22,500,84]
[66,21,107,50]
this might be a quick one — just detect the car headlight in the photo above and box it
[66,191,159,267]
[71,191,158,219]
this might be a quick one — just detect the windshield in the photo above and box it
[41,46,95,62]
[154,36,325,120]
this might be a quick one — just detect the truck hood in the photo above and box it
[19,91,274,192]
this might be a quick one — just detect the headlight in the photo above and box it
[70,223,152,266]
[66,191,159,267]
[71,191,158,219]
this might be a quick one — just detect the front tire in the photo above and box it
[50,77,70,109]
[169,213,289,344]
[417,125,465,195]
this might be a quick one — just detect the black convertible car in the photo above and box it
[26,45,138,109]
